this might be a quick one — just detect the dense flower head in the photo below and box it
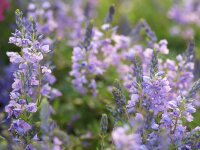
[112,34,199,149]
[142,74,171,115]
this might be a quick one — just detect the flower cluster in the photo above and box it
[70,6,132,96]
[68,7,200,148]
[5,9,61,149]
[161,42,195,101]
[109,39,200,149]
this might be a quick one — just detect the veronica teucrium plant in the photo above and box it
[70,5,132,96]
[110,45,200,149]
[5,9,61,149]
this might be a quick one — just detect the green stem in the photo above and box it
[101,135,105,150]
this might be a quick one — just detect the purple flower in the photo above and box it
[41,84,51,97]
[126,99,136,114]
[41,45,50,53]
[26,144,34,150]
[7,52,23,63]
[43,73,56,84]
[25,103,37,112]
[49,89,62,100]
[22,48,43,63]
[12,79,22,91]
[32,134,39,141]
[112,126,145,150]
[146,131,170,150]
[9,120,31,135]
[41,84,61,99]
[161,113,172,126]
[143,76,171,115]
[5,100,22,118]
[52,137,62,150]
[151,121,159,130]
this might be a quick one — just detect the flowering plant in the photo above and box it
[0,1,200,150]
[3,9,68,149]
[109,43,200,149]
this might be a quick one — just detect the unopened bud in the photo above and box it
[15,9,20,15]
[105,5,115,23]
[100,114,108,135]
[29,16,34,22]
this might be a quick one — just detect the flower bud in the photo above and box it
[100,114,108,135]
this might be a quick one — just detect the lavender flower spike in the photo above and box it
[5,9,61,148]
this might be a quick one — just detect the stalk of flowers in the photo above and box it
[109,44,200,149]
[118,24,197,148]
[161,42,195,101]
[70,30,128,96]
[158,78,199,148]
[95,6,132,82]
[99,114,108,150]
[127,49,171,116]
[70,6,134,96]
[5,9,61,149]
[70,21,99,96]
[121,20,169,91]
